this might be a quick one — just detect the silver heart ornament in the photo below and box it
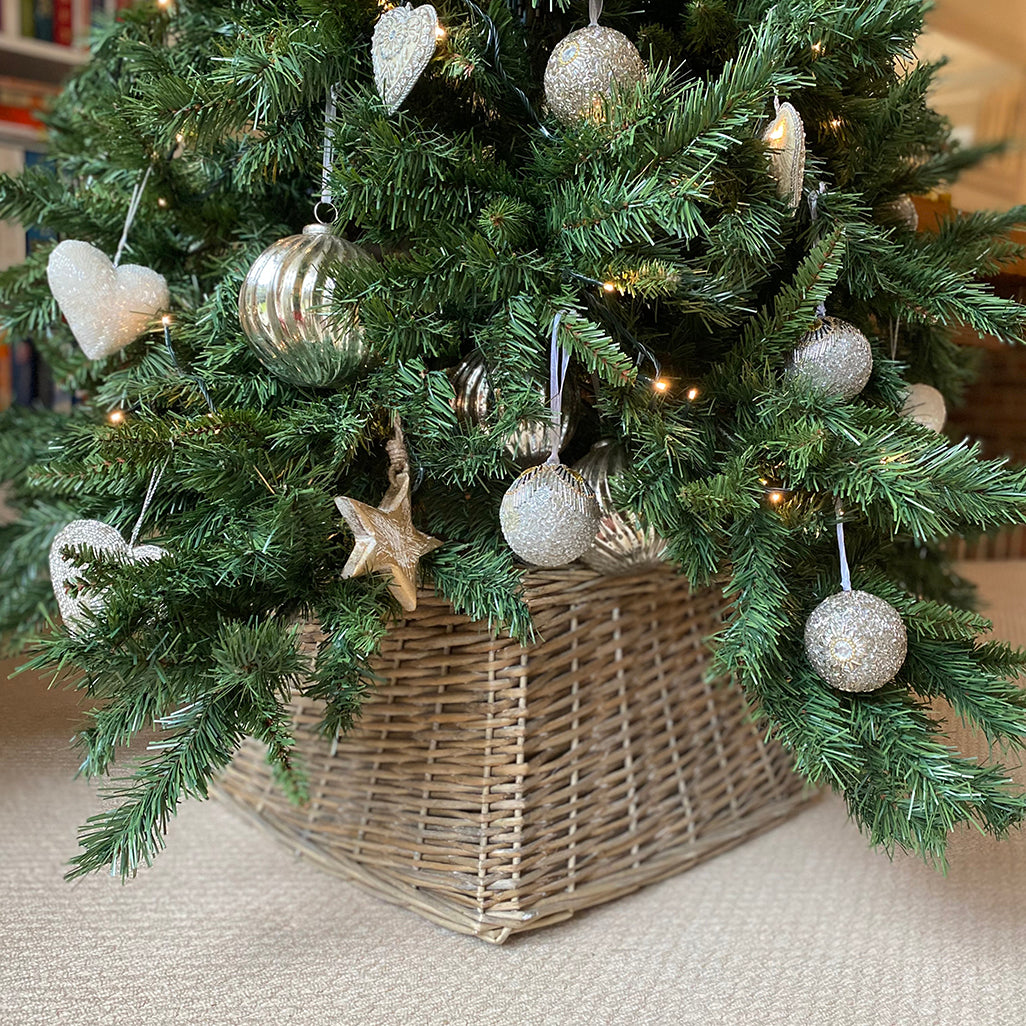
[372,3,440,113]
[49,519,167,634]
[762,102,806,210]
[47,240,169,360]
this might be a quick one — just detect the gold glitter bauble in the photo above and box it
[573,440,668,574]
[790,316,873,400]
[543,25,645,125]
[900,383,946,432]
[804,590,907,693]
[499,463,601,567]
[239,224,369,388]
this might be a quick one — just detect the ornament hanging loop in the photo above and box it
[313,201,338,227]
[835,497,852,593]
[386,416,411,487]
[318,84,340,226]
[129,460,169,550]
[547,311,571,466]
[588,0,603,26]
[113,164,154,267]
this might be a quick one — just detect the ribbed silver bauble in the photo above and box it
[451,354,577,467]
[790,317,873,400]
[573,440,668,574]
[900,382,946,432]
[543,25,645,124]
[804,590,907,693]
[499,463,601,567]
[238,224,369,388]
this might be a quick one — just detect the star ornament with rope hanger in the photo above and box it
[334,427,442,612]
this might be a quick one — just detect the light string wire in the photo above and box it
[113,165,154,267]
[546,311,571,465]
[459,0,552,138]
[163,318,216,414]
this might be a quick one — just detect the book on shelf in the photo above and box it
[21,0,54,43]
[0,76,56,135]
[0,147,72,412]
[54,0,73,46]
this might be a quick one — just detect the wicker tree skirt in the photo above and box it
[215,566,815,943]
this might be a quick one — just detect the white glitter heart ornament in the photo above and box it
[47,240,169,360]
[49,519,167,634]
[371,3,440,112]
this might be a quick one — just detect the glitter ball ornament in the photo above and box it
[790,317,873,400]
[47,240,169,360]
[573,440,667,574]
[451,354,577,467]
[804,590,907,693]
[543,24,645,125]
[238,224,369,388]
[500,463,601,567]
[761,102,806,210]
[876,194,919,232]
[49,520,167,635]
[901,383,946,432]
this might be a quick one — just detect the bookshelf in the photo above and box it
[0,0,93,85]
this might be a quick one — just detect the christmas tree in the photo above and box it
[2,0,1026,881]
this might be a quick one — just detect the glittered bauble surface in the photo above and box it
[500,463,601,567]
[761,102,806,210]
[573,440,668,574]
[239,224,369,388]
[804,590,907,692]
[335,469,442,612]
[901,382,946,432]
[451,355,577,467]
[47,240,169,360]
[790,317,873,400]
[876,194,919,231]
[543,25,645,125]
[49,519,167,634]
[371,3,439,112]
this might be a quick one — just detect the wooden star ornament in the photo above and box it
[334,467,442,612]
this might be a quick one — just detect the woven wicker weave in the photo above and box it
[215,565,812,942]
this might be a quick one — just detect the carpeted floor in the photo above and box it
[2,562,1025,1026]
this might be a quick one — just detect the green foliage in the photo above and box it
[1,0,1026,877]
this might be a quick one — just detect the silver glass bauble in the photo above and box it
[804,590,907,693]
[543,25,645,125]
[573,440,668,574]
[238,224,369,388]
[499,463,601,567]
[900,383,946,432]
[451,354,577,467]
[790,317,873,400]
[876,195,919,232]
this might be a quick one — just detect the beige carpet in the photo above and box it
[3,563,1026,1026]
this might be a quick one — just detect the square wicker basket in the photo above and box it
[215,565,812,942]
